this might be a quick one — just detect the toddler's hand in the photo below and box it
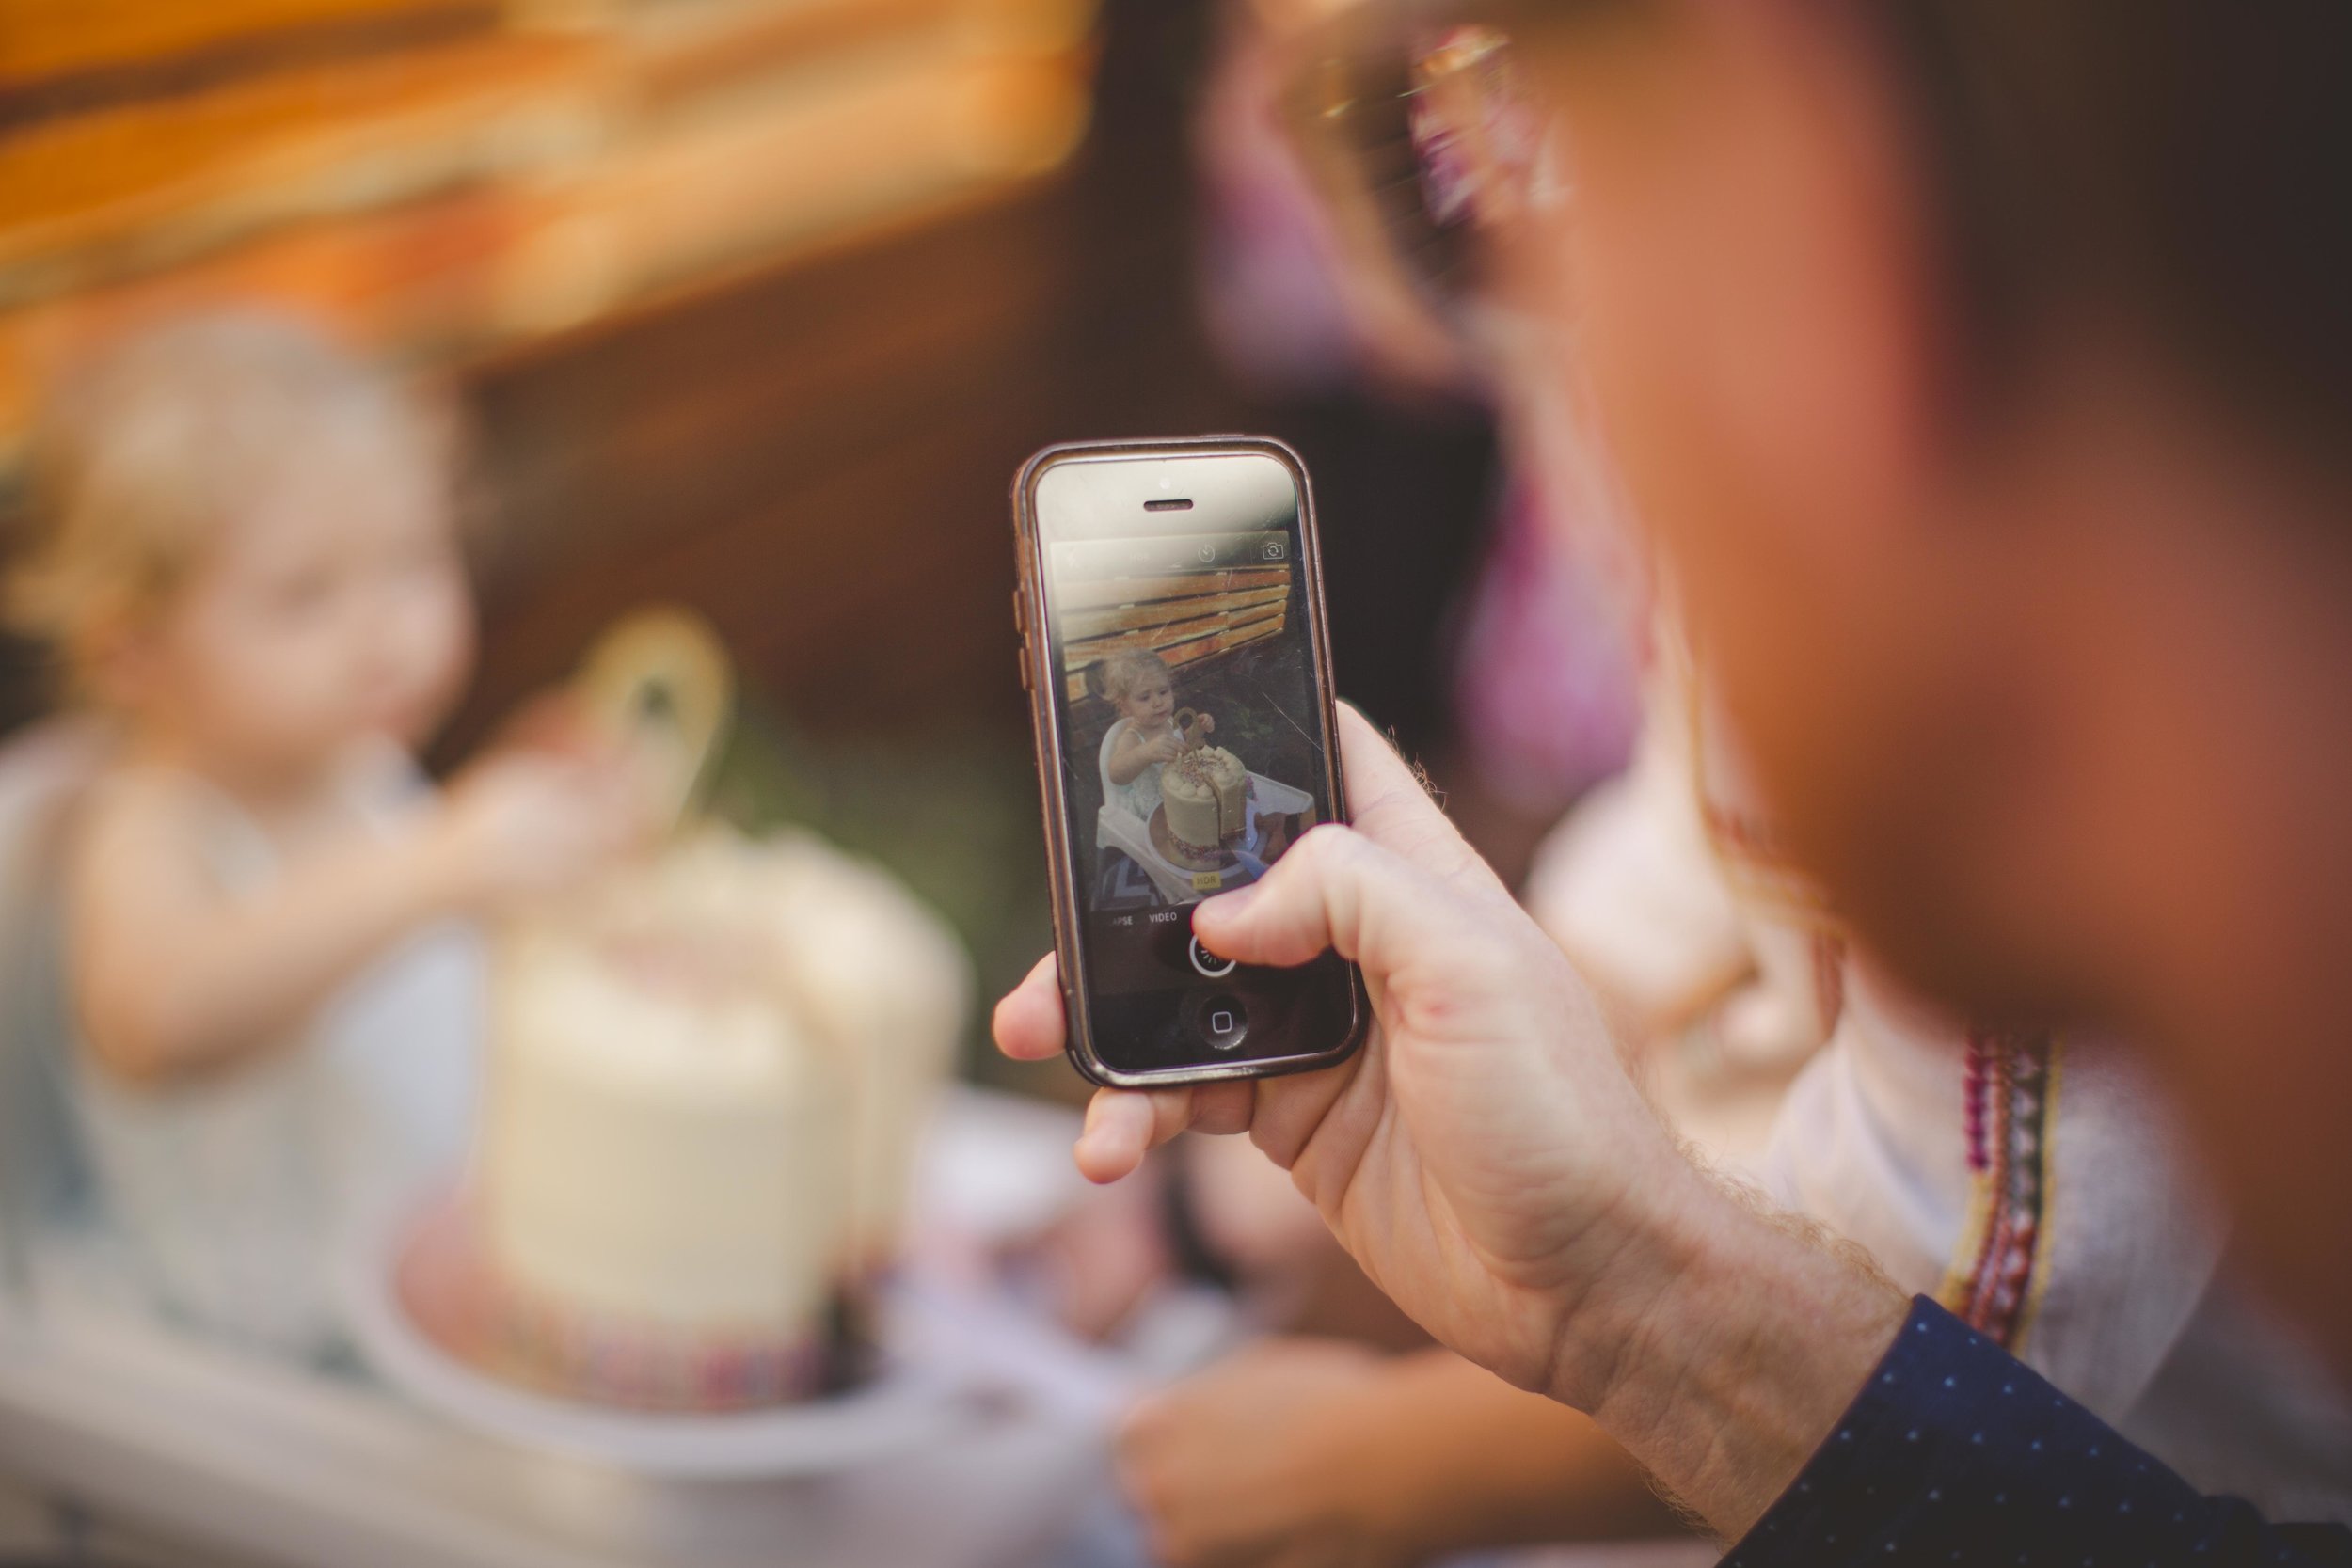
[1144,732,1184,765]
[437,750,654,909]
[1198,711,1216,735]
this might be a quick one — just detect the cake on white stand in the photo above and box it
[358,610,971,1416]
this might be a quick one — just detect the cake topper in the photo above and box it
[577,607,733,831]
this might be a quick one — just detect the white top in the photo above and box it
[1098,719,1170,838]
[1530,637,2352,1523]
[65,750,483,1361]
[1759,964,2352,1522]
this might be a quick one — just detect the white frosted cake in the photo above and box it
[752,831,967,1257]
[1162,746,1248,854]
[475,827,968,1408]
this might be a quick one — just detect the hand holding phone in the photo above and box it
[1011,436,1368,1085]
[999,568,1908,1544]
[992,703,1728,1402]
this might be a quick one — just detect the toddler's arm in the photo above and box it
[1107,725,1181,784]
[67,752,645,1084]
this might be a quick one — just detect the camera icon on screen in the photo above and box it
[1260,540,1288,562]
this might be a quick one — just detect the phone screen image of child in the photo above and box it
[1029,446,1359,1079]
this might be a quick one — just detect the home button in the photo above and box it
[1198,994,1248,1052]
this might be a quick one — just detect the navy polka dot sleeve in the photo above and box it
[1724,1296,2352,1567]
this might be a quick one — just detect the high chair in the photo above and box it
[0,720,110,1297]
[1093,723,1313,906]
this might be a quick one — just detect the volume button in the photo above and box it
[1012,588,1033,693]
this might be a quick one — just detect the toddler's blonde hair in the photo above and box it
[6,309,455,690]
[1098,647,1172,708]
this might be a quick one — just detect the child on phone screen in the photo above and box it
[1100,648,1214,824]
[5,311,651,1360]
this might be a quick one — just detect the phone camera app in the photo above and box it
[1048,523,1327,935]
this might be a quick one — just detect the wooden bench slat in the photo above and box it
[0,34,602,286]
[1,0,440,86]
[1056,581,1286,642]
[1049,565,1289,614]
[1062,597,1285,672]
[1062,610,1287,704]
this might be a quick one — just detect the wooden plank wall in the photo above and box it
[0,0,1094,456]
[0,0,462,87]
[1057,564,1289,704]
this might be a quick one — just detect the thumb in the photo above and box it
[1192,820,1470,978]
[1193,706,1508,976]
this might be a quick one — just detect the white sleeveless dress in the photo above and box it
[65,751,483,1361]
[1099,719,1170,832]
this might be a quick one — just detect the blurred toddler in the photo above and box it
[4,311,649,1359]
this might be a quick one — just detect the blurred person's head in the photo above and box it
[7,309,473,788]
[1323,0,2352,1358]
[1103,649,1178,727]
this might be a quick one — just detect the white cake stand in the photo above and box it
[339,1194,979,1481]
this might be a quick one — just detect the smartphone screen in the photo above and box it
[1016,439,1365,1085]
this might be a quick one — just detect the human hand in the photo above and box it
[486,689,601,757]
[995,705,1693,1411]
[1001,705,1908,1534]
[435,747,655,909]
[1198,711,1216,735]
[1144,731,1184,765]
[1119,1338,1417,1568]
[1121,1338,1660,1567]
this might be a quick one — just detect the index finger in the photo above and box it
[1331,702,1493,890]
[991,950,1256,1182]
